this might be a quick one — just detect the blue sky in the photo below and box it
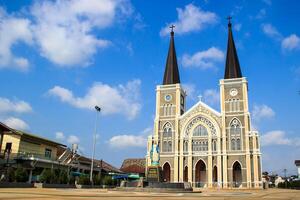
[0,0,299,176]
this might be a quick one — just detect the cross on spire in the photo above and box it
[198,95,203,102]
[169,24,175,32]
[226,16,232,25]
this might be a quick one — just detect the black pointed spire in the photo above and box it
[224,17,242,79]
[163,25,180,85]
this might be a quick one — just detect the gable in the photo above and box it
[179,101,222,131]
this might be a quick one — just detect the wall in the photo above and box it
[0,133,21,154]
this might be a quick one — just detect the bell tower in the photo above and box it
[220,17,261,188]
[150,26,186,182]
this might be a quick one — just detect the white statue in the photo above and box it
[150,140,160,166]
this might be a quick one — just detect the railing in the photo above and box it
[0,152,56,161]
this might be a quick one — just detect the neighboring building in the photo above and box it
[295,160,300,179]
[0,122,66,181]
[120,158,145,176]
[57,146,122,175]
[0,122,121,182]
[146,20,262,188]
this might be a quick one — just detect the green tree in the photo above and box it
[40,169,53,183]
[78,174,90,185]
[14,167,28,182]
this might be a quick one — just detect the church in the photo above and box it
[146,20,262,189]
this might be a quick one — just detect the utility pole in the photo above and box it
[90,106,101,186]
[283,168,287,188]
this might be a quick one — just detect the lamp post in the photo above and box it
[90,106,101,186]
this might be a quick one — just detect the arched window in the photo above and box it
[193,125,208,136]
[230,119,241,151]
[163,123,172,138]
[162,123,172,152]
[230,120,241,135]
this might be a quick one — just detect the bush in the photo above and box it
[40,169,53,183]
[58,169,68,184]
[14,167,28,182]
[102,175,116,186]
[78,174,90,185]
[7,168,15,182]
[94,174,102,185]
[278,180,300,189]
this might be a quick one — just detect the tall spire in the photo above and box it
[163,25,180,85]
[224,16,242,79]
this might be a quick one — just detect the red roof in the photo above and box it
[120,158,145,174]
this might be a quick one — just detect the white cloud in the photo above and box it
[108,134,146,148]
[48,79,141,119]
[203,89,219,105]
[0,10,32,71]
[3,117,29,130]
[252,104,275,121]
[30,0,132,67]
[281,34,300,51]
[160,4,217,36]
[0,98,32,114]
[261,23,282,39]
[182,83,197,101]
[256,9,266,19]
[182,47,224,69]
[55,131,65,140]
[261,130,300,147]
[140,127,153,136]
[234,23,242,32]
[262,0,272,5]
[261,24,300,52]
[67,135,80,144]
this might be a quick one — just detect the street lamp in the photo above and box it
[90,105,101,186]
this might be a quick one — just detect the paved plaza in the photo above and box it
[0,188,299,200]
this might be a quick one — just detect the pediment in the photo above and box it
[179,101,222,129]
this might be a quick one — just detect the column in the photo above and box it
[179,137,184,182]
[188,138,193,184]
[243,81,252,188]
[208,155,212,188]
[252,135,259,188]
[207,134,212,187]
[28,169,33,183]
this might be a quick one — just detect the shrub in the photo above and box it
[7,168,15,182]
[94,174,102,185]
[58,169,68,184]
[102,175,116,186]
[14,167,28,182]
[78,174,90,185]
[40,169,53,183]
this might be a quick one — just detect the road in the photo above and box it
[0,188,299,200]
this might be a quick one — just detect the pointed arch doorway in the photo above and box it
[232,161,242,187]
[195,160,206,187]
[162,162,171,182]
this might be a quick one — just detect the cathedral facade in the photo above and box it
[146,21,262,188]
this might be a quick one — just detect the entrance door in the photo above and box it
[195,160,206,187]
[163,162,171,182]
[232,161,242,187]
